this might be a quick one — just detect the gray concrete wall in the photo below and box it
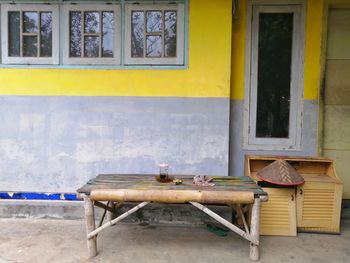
[0,96,230,193]
[229,99,318,175]
[0,200,233,223]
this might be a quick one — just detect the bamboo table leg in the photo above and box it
[249,198,261,261]
[106,201,115,221]
[84,195,97,258]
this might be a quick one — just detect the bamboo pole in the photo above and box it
[98,201,110,228]
[237,204,250,234]
[189,202,258,245]
[87,201,150,239]
[249,198,261,261]
[83,195,97,258]
[91,189,254,205]
[106,201,115,221]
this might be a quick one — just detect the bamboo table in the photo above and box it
[77,174,268,261]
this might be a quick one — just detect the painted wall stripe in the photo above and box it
[304,0,324,100]
[0,192,79,201]
[0,0,232,98]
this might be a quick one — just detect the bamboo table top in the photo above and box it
[77,174,267,197]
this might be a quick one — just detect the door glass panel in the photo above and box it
[8,12,20,57]
[256,13,293,138]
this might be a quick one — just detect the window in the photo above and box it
[0,1,186,67]
[1,4,59,64]
[62,4,121,65]
[243,4,304,150]
[125,3,184,65]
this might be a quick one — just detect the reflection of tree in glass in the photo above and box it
[40,12,52,57]
[84,36,99,57]
[23,12,38,33]
[256,13,293,138]
[8,12,21,56]
[146,35,162,57]
[23,12,38,57]
[146,12,162,57]
[164,11,177,57]
[85,12,99,33]
[147,11,162,32]
[102,12,114,58]
[70,12,82,57]
[131,11,144,57]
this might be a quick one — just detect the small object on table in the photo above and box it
[155,163,173,183]
[193,175,215,186]
[173,178,183,185]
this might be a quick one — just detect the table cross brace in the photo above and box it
[189,201,258,245]
[87,201,150,239]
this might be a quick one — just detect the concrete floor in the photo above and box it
[0,219,349,263]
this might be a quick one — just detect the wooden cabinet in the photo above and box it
[297,176,343,233]
[245,155,343,235]
[260,187,297,236]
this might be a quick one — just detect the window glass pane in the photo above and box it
[23,36,38,57]
[70,11,82,57]
[8,11,20,57]
[131,11,144,57]
[84,12,100,33]
[23,12,38,33]
[102,12,114,58]
[164,11,177,57]
[40,12,52,57]
[84,36,99,57]
[256,13,293,138]
[146,35,162,57]
[146,11,162,33]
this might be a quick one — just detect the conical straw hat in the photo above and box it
[257,159,305,186]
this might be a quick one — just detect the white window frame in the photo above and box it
[124,3,184,65]
[243,2,305,151]
[62,4,121,65]
[1,4,59,65]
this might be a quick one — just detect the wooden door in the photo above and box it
[297,181,342,231]
[260,187,297,236]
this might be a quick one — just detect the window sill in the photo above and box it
[0,64,188,70]
[243,143,302,152]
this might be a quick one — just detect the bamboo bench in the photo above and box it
[77,174,268,261]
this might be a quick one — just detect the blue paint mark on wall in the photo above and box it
[0,192,79,201]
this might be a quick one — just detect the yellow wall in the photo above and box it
[304,0,324,100]
[0,0,329,100]
[231,0,247,100]
[0,0,232,98]
[230,0,325,101]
